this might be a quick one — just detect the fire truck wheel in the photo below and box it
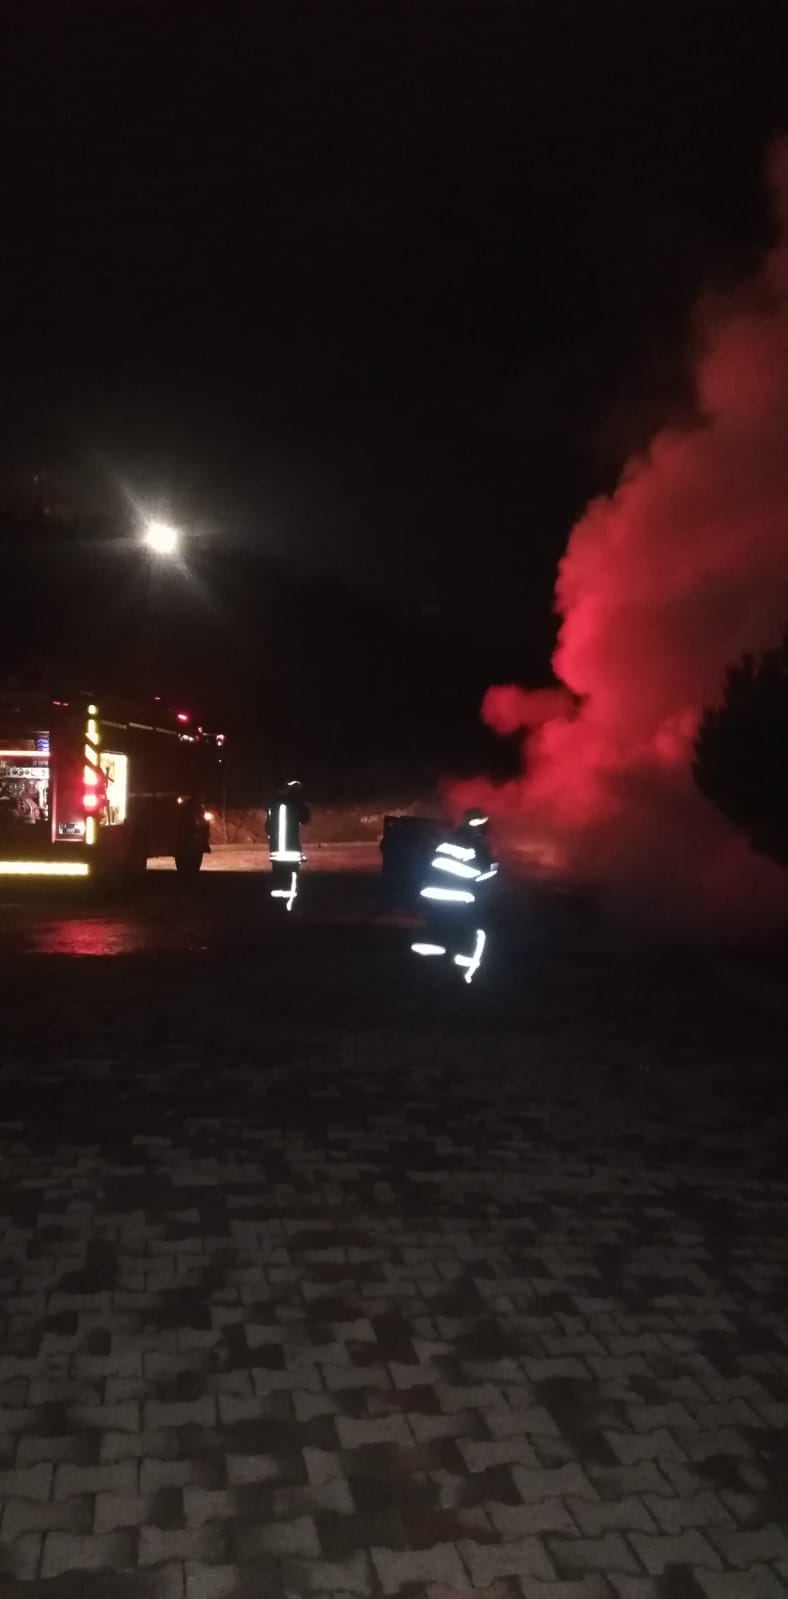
[175,845,204,877]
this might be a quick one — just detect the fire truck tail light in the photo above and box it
[83,792,99,811]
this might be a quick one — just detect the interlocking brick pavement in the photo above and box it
[1,931,787,1598]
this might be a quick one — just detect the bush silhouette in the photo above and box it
[694,628,788,869]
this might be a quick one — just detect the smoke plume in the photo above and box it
[458,140,788,932]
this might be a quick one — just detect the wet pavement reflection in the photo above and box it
[0,861,394,958]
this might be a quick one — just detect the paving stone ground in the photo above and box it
[0,889,787,1599]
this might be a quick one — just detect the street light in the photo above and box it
[144,519,180,557]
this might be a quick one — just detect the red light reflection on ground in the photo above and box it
[25,920,157,956]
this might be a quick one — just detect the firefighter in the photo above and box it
[0,779,20,832]
[18,781,42,823]
[265,780,310,910]
[0,779,40,828]
[411,807,498,983]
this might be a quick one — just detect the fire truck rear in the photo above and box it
[0,691,222,883]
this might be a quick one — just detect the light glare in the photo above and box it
[144,520,179,556]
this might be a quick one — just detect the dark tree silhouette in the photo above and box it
[693,628,788,869]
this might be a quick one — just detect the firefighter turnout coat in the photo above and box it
[266,789,310,865]
[413,819,498,982]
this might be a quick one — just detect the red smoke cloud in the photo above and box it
[457,140,788,932]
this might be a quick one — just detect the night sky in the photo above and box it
[2,1,787,792]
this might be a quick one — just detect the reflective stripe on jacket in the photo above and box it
[419,835,497,905]
[266,799,307,862]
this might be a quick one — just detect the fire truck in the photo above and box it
[0,690,222,883]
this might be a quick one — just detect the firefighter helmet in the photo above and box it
[462,807,489,829]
